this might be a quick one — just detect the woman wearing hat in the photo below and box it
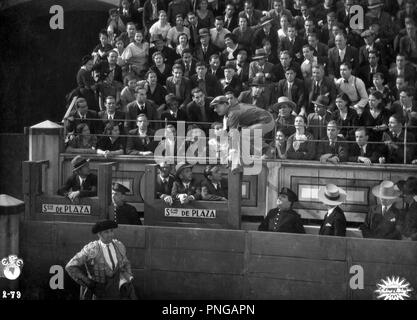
[258,187,305,234]
[360,180,402,240]
[318,184,347,237]
[57,155,98,202]
[65,219,137,299]
[171,162,202,204]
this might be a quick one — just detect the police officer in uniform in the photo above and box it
[258,187,305,233]
[112,183,142,225]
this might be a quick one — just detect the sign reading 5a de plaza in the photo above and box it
[164,208,216,219]
[42,204,91,215]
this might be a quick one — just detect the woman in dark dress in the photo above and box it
[332,93,358,141]
[146,70,168,107]
[96,122,125,157]
[150,51,172,85]
[195,0,215,29]
[360,91,391,142]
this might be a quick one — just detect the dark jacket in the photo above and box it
[201,178,228,200]
[305,76,337,113]
[66,110,99,134]
[155,174,175,199]
[360,205,401,240]
[126,128,158,155]
[319,206,346,237]
[190,73,222,98]
[276,78,306,114]
[327,45,359,78]
[57,173,98,198]
[171,179,202,201]
[115,203,142,225]
[125,100,159,131]
[347,143,381,163]
[397,201,417,241]
[165,76,192,108]
[316,138,348,162]
[98,110,126,133]
[258,208,306,234]
[186,98,221,131]
[193,43,221,64]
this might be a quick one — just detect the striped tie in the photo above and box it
[106,244,116,270]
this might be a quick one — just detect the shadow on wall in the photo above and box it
[0,0,114,133]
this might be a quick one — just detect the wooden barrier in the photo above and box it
[19,221,417,300]
[144,164,242,229]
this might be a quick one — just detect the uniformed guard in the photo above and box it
[112,183,142,225]
[258,187,305,233]
[65,220,137,300]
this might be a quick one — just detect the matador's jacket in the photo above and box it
[65,239,135,300]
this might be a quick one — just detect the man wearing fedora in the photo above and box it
[238,76,271,109]
[258,187,305,233]
[307,95,333,141]
[171,162,202,204]
[57,155,98,202]
[269,96,296,137]
[253,16,278,54]
[194,28,221,64]
[397,177,417,241]
[360,180,402,240]
[66,220,137,300]
[365,0,395,43]
[220,63,243,96]
[112,183,142,225]
[249,49,275,82]
[318,184,347,237]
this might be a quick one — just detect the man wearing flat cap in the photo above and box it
[360,180,402,240]
[57,155,98,202]
[258,187,305,233]
[65,220,137,300]
[112,183,142,225]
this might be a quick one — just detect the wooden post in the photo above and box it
[227,168,242,229]
[22,161,44,221]
[144,164,157,225]
[29,121,64,195]
[0,194,24,291]
[97,163,115,220]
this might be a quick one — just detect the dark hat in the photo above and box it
[361,29,375,38]
[249,76,266,87]
[312,95,330,107]
[278,187,298,203]
[259,16,273,27]
[368,0,384,9]
[71,155,90,172]
[112,182,130,194]
[223,61,237,71]
[175,162,193,178]
[165,93,180,104]
[210,95,229,107]
[403,177,417,196]
[252,48,268,61]
[198,28,210,37]
[92,219,118,234]
[151,34,165,43]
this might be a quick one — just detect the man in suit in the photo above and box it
[220,62,243,96]
[166,64,192,110]
[238,76,271,109]
[348,127,382,164]
[358,29,385,67]
[126,114,158,156]
[327,32,359,78]
[307,32,329,66]
[276,67,306,115]
[268,0,293,30]
[187,11,202,47]
[96,50,124,105]
[399,21,417,65]
[360,180,402,240]
[397,177,417,240]
[224,3,239,32]
[235,49,251,86]
[149,34,178,67]
[358,50,389,89]
[253,17,279,54]
[160,93,187,124]
[194,28,221,65]
[318,184,347,237]
[66,219,136,300]
[258,187,305,233]
[112,183,141,225]
[272,50,303,82]
[125,87,159,131]
[57,155,97,201]
[98,96,125,134]
[317,121,348,163]
[249,49,275,82]
[174,49,197,79]
[171,162,202,203]
[388,54,417,87]
[65,97,99,134]
[305,64,337,114]
[278,24,306,64]
[190,62,223,98]
[201,165,228,201]
[307,95,333,141]
[155,161,175,205]
[208,54,224,78]
[238,0,263,27]
[186,88,221,133]
[318,11,337,47]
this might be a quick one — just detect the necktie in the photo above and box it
[106,244,116,270]
[360,146,365,156]
[339,50,344,61]
[214,31,220,45]
[330,141,335,148]
[382,206,387,216]
[80,179,85,190]
[287,83,292,100]
[314,81,319,96]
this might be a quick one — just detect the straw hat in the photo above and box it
[318,184,347,206]
[372,180,401,199]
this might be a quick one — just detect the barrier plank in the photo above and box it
[249,231,347,261]
[126,248,146,269]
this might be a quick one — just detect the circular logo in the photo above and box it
[3,265,21,280]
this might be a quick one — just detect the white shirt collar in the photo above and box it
[327,206,337,216]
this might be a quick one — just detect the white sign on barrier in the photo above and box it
[42,204,91,215]
[164,208,216,219]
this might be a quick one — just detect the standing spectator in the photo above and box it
[286,116,316,160]
[327,33,359,79]
[335,62,368,110]
[112,183,141,225]
[121,30,149,77]
[210,16,231,50]
[318,184,347,237]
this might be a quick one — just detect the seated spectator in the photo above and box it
[249,49,275,82]
[149,34,178,66]
[201,165,228,200]
[66,123,97,154]
[253,17,278,56]
[358,29,386,67]
[160,93,187,124]
[208,53,222,78]
[57,155,97,201]
[235,48,250,86]
[175,33,191,57]
[318,184,347,237]
[171,162,202,204]
[118,0,141,28]
[369,72,395,109]
[155,161,175,205]
[221,33,243,65]
[358,50,389,90]
[277,14,290,41]
[360,180,402,240]
[96,50,124,107]
[120,74,138,111]
[307,95,332,141]
[150,51,172,84]
[112,183,142,225]
[196,0,215,29]
[272,50,303,87]
[348,127,381,165]
[92,29,114,64]
[331,93,358,141]
[305,64,337,114]
[207,122,229,162]
[187,88,220,133]
[155,124,179,159]
[391,87,417,137]
[114,37,126,70]
[335,62,368,110]
[146,70,168,107]
[270,97,296,137]
[307,32,329,66]
[210,16,231,51]
[98,95,125,132]
[317,120,348,164]
[258,187,305,233]
[126,114,158,156]
[149,10,171,41]
[232,16,258,51]
[276,66,306,115]
[194,28,221,64]
[397,177,417,240]
[167,0,191,26]
[175,48,197,78]
[359,91,390,142]
[262,38,279,65]
[388,53,417,88]
[263,129,288,160]
[121,30,149,77]
[107,8,126,37]
[166,14,190,48]
[166,64,192,110]
[238,76,271,109]
[278,23,305,64]
[286,116,316,160]
[220,62,243,96]
[125,86,159,131]
[96,122,125,158]
[190,62,223,98]
[380,114,416,164]
[66,97,99,134]
[76,56,99,111]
